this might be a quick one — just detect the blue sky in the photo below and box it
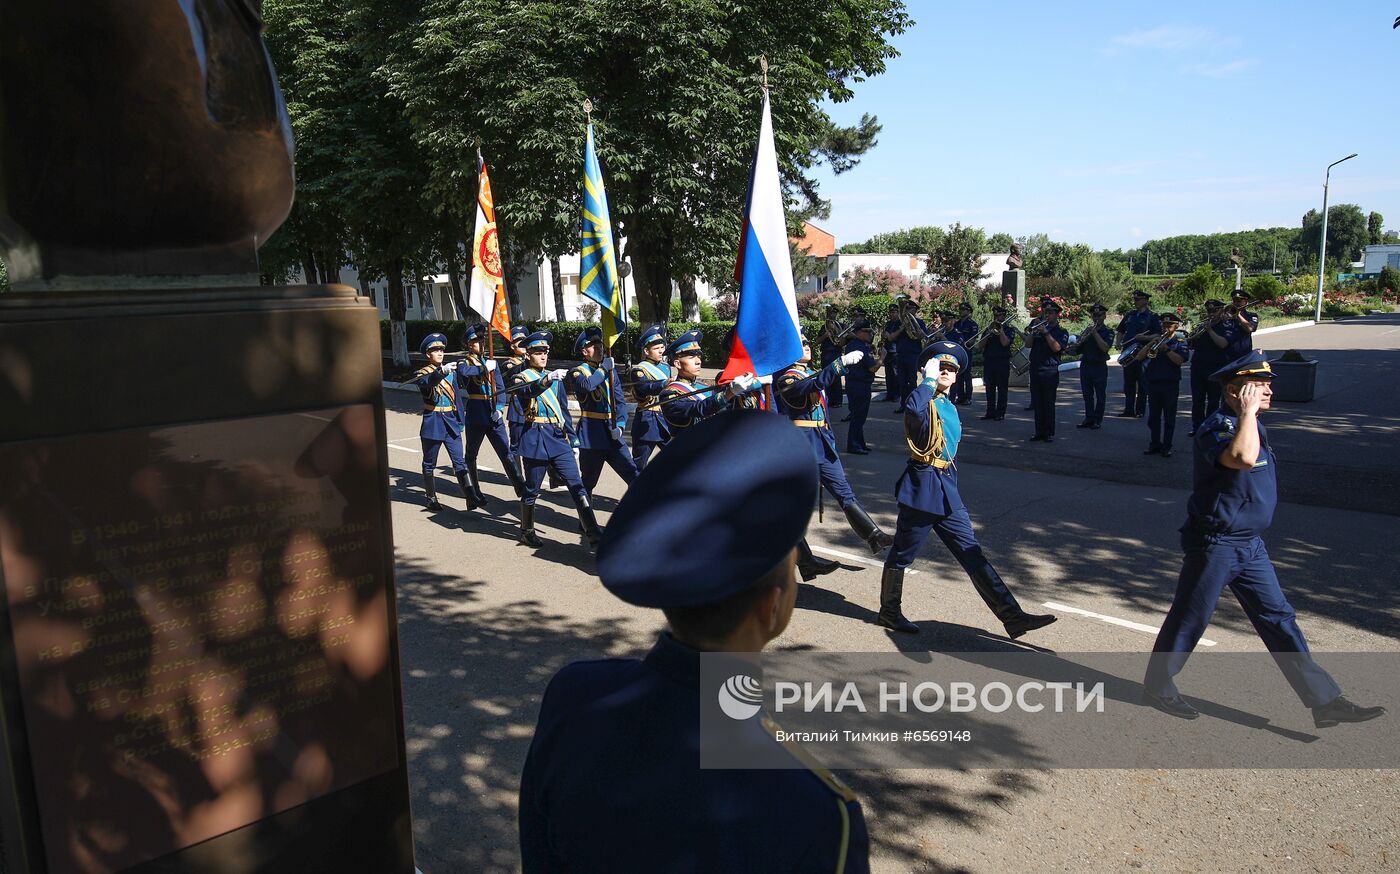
[812,1,1400,251]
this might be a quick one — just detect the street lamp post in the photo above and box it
[1314,153,1357,322]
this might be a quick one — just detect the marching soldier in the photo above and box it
[1071,303,1114,429]
[841,320,884,455]
[508,331,602,551]
[777,332,895,579]
[1135,312,1189,458]
[458,324,526,503]
[629,323,672,470]
[412,332,481,511]
[1143,352,1386,726]
[568,326,640,493]
[656,329,756,433]
[520,410,870,873]
[945,302,978,405]
[1188,299,1231,436]
[1020,300,1069,442]
[883,294,926,412]
[979,303,1014,421]
[875,340,1057,638]
[1115,290,1162,418]
[817,302,847,409]
[502,325,532,474]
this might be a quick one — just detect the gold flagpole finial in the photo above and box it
[759,56,769,91]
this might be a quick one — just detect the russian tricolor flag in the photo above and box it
[720,92,803,381]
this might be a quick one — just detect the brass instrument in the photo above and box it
[832,321,858,344]
[1186,310,1227,342]
[973,318,1007,347]
[898,302,928,344]
[1140,328,1184,360]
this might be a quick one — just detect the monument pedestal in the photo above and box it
[0,286,416,874]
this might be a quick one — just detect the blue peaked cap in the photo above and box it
[1210,350,1275,383]
[597,410,817,608]
[665,329,703,359]
[419,332,448,354]
[638,323,668,351]
[917,339,968,372]
[574,325,603,356]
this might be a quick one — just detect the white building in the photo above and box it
[795,252,1014,295]
[1362,243,1400,274]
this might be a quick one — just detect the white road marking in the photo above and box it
[385,438,498,473]
[1042,600,1216,646]
[810,545,918,575]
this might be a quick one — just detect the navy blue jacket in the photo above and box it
[1224,310,1260,358]
[1143,339,1190,383]
[1029,325,1071,373]
[413,365,465,440]
[885,316,926,361]
[981,326,1016,362]
[510,368,576,459]
[567,361,627,450]
[1074,326,1115,365]
[519,633,870,873]
[630,360,673,444]
[895,379,966,516]
[776,360,847,460]
[842,339,880,388]
[502,355,530,425]
[457,355,506,427]
[1117,309,1163,348]
[1184,409,1277,538]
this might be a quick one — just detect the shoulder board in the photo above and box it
[415,365,435,376]
[762,716,857,802]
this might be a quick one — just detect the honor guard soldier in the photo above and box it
[817,302,847,409]
[568,326,640,493]
[841,320,884,454]
[1188,299,1231,436]
[777,332,895,579]
[1143,352,1386,726]
[656,329,756,433]
[1135,313,1189,457]
[509,331,603,551]
[502,325,532,475]
[883,294,927,412]
[458,324,526,502]
[629,323,672,470]
[1224,290,1260,358]
[1020,300,1069,442]
[1071,304,1114,429]
[519,410,871,873]
[979,304,1014,420]
[1115,290,1162,417]
[945,302,979,405]
[412,332,480,511]
[875,341,1057,638]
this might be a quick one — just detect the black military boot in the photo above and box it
[504,457,526,498]
[455,469,484,510]
[968,563,1057,639]
[573,493,602,552]
[796,539,839,582]
[467,461,490,507]
[422,470,442,512]
[518,503,543,547]
[877,567,919,634]
[844,503,895,554]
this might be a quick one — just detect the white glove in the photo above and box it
[756,374,773,386]
[485,359,497,372]
[841,350,864,366]
[725,380,748,398]
[442,361,458,373]
[610,426,624,442]
[601,357,614,371]
[922,359,940,380]
[547,368,568,382]
[491,410,503,424]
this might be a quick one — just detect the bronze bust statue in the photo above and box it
[1008,243,1024,270]
[0,0,295,286]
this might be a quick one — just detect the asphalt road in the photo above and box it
[386,314,1400,873]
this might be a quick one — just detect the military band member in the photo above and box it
[979,304,1014,421]
[883,294,927,412]
[1021,300,1069,442]
[1188,299,1231,436]
[945,302,978,405]
[1115,290,1162,418]
[1143,352,1386,726]
[568,326,640,494]
[656,329,756,433]
[777,333,895,578]
[412,332,480,511]
[1135,312,1189,458]
[876,340,1057,638]
[1224,289,1260,358]
[458,324,526,503]
[842,320,885,455]
[629,323,672,470]
[509,331,602,551]
[1071,303,1114,429]
[817,302,847,409]
[520,410,870,873]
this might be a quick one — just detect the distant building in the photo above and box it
[795,250,1015,295]
[1362,243,1400,274]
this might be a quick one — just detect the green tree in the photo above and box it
[840,225,944,254]
[1066,253,1121,310]
[1026,241,1091,278]
[1369,211,1385,245]
[984,232,1014,253]
[1300,204,1369,264]
[1014,232,1052,266]
[925,222,986,285]
[1176,264,1224,300]
[1379,264,1400,295]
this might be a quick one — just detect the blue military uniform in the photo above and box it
[568,326,639,494]
[841,322,880,453]
[777,338,893,560]
[1116,299,1162,417]
[1027,314,1071,441]
[945,313,979,405]
[629,324,673,470]
[1072,311,1115,428]
[818,305,846,409]
[502,325,532,472]
[458,324,526,502]
[509,331,601,550]
[1224,294,1260,359]
[884,296,926,411]
[979,313,1015,420]
[1188,302,1231,433]
[878,342,1057,638]
[1142,352,1384,724]
[520,410,870,873]
[412,332,477,511]
[1142,317,1190,455]
[657,330,745,433]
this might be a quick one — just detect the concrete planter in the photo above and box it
[1270,357,1318,402]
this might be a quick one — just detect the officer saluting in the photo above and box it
[567,326,640,494]
[876,340,1057,638]
[1143,352,1386,725]
[629,323,672,470]
[412,332,479,511]
[519,410,870,873]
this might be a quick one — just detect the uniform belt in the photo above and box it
[465,393,493,400]
[793,419,829,428]
[529,416,561,424]
[425,405,455,413]
[910,457,953,469]
[578,411,612,420]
